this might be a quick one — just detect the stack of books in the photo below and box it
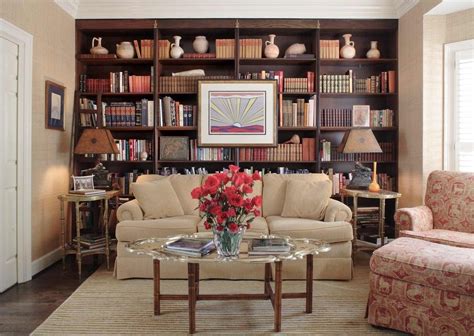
[164,238,215,257]
[73,234,108,249]
[248,238,291,255]
[69,189,106,196]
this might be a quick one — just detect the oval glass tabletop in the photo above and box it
[126,233,331,263]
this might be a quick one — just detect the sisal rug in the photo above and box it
[32,257,403,335]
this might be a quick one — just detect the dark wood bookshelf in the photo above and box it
[74,18,398,191]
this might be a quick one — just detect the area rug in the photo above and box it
[32,258,403,335]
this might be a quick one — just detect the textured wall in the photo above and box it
[445,8,474,43]
[1,0,75,261]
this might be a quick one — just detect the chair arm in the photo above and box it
[394,206,433,232]
[117,199,144,222]
[324,198,352,222]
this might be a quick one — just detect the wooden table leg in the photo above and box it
[306,254,313,313]
[274,261,282,332]
[154,259,160,315]
[75,202,82,280]
[264,263,272,296]
[195,263,200,296]
[379,198,386,246]
[60,199,66,270]
[188,263,197,334]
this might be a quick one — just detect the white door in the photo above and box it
[0,36,19,292]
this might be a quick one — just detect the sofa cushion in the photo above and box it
[116,215,200,242]
[197,216,269,235]
[370,237,474,296]
[266,216,353,243]
[136,174,202,216]
[281,179,332,220]
[262,173,330,217]
[132,179,184,219]
[400,229,474,248]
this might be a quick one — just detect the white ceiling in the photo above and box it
[55,0,420,19]
[427,0,474,15]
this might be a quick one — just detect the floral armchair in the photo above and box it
[394,170,474,248]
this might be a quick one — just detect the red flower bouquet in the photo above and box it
[191,165,262,257]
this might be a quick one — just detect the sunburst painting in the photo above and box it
[199,80,277,147]
[209,91,265,134]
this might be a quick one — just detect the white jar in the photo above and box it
[193,36,209,54]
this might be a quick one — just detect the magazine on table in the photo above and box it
[165,238,215,254]
[248,238,291,255]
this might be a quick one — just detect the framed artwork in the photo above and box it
[160,136,189,160]
[72,175,95,191]
[198,80,277,147]
[45,80,65,131]
[352,105,370,127]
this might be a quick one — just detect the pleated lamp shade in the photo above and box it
[338,128,382,154]
[74,128,119,155]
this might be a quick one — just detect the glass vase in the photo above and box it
[213,226,245,258]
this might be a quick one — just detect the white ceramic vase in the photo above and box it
[366,41,380,59]
[340,34,356,59]
[170,36,184,59]
[116,41,134,59]
[90,37,108,55]
[264,34,279,58]
[193,36,209,54]
[285,43,306,56]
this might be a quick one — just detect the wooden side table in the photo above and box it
[58,190,120,279]
[341,189,402,254]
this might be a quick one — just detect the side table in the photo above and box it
[58,190,120,279]
[341,189,402,254]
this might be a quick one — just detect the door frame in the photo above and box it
[0,19,33,283]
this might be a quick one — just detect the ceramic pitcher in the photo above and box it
[264,34,279,58]
[90,37,108,55]
[340,34,356,59]
[170,36,184,59]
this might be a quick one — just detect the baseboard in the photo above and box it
[31,247,62,276]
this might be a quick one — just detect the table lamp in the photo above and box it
[338,128,382,191]
[74,128,120,187]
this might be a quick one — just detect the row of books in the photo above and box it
[354,72,396,93]
[79,73,153,93]
[240,39,263,58]
[320,40,340,59]
[106,139,153,161]
[79,112,98,127]
[281,98,316,127]
[183,53,217,59]
[321,141,395,162]
[133,39,154,59]
[164,238,215,257]
[237,70,315,93]
[112,170,145,195]
[216,39,235,59]
[79,97,97,110]
[189,139,233,161]
[72,234,108,250]
[320,108,394,127]
[238,139,316,162]
[104,99,154,127]
[158,75,232,93]
[159,96,196,127]
[157,40,171,59]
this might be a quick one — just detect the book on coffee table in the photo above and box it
[164,238,215,257]
[248,238,291,255]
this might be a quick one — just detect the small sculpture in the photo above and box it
[171,69,206,77]
[140,151,149,161]
[347,162,372,189]
[285,43,306,56]
[90,37,108,55]
[340,34,356,59]
[170,36,184,59]
[116,41,134,59]
[193,36,209,54]
[283,134,301,144]
[366,41,380,59]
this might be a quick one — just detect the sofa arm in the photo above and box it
[324,199,352,222]
[117,199,144,222]
[394,206,433,232]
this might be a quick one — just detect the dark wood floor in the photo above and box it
[0,258,102,335]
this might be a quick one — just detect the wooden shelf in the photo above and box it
[278,127,317,131]
[320,58,397,65]
[77,57,154,65]
[158,92,196,95]
[80,92,154,96]
[239,160,316,163]
[157,126,197,131]
[320,93,396,97]
[280,92,317,96]
[321,127,397,131]
[158,160,233,163]
[78,109,97,114]
[321,161,396,164]
[159,58,234,65]
[108,127,154,132]
[240,58,316,65]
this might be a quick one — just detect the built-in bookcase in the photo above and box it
[74,18,398,194]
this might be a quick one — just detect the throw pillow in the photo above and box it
[131,179,184,219]
[281,179,332,220]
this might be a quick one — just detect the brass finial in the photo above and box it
[154,20,158,29]
[316,20,320,29]
[235,19,240,28]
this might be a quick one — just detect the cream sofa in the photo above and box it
[115,173,353,280]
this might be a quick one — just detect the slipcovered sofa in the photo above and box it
[115,173,353,280]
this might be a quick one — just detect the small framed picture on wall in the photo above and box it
[352,105,370,127]
[45,80,65,131]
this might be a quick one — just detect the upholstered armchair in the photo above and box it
[394,170,474,248]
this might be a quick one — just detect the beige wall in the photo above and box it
[1,0,75,261]
[445,8,474,43]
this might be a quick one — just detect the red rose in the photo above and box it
[191,187,202,199]
[228,222,239,233]
[204,221,211,230]
[242,184,253,194]
[228,193,244,207]
[214,172,230,184]
[232,173,245,187]
[215,225,224,232]
[252,195,262,207]
[204,175,220,194]
[252,171,261,181]
[208,204,221,215]
[243,199,253,211]
[229,165,240,174]
[226,208,236,217]
[243,174,253,184]
[253,209,261,217]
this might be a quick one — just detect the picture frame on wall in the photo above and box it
[160,136,190,161]
[352,105,370,127]
[198,80,277,147]
[45,80,65,131]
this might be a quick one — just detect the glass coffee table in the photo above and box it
[127,233,330,334]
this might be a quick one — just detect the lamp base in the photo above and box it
[347,162,372,189]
